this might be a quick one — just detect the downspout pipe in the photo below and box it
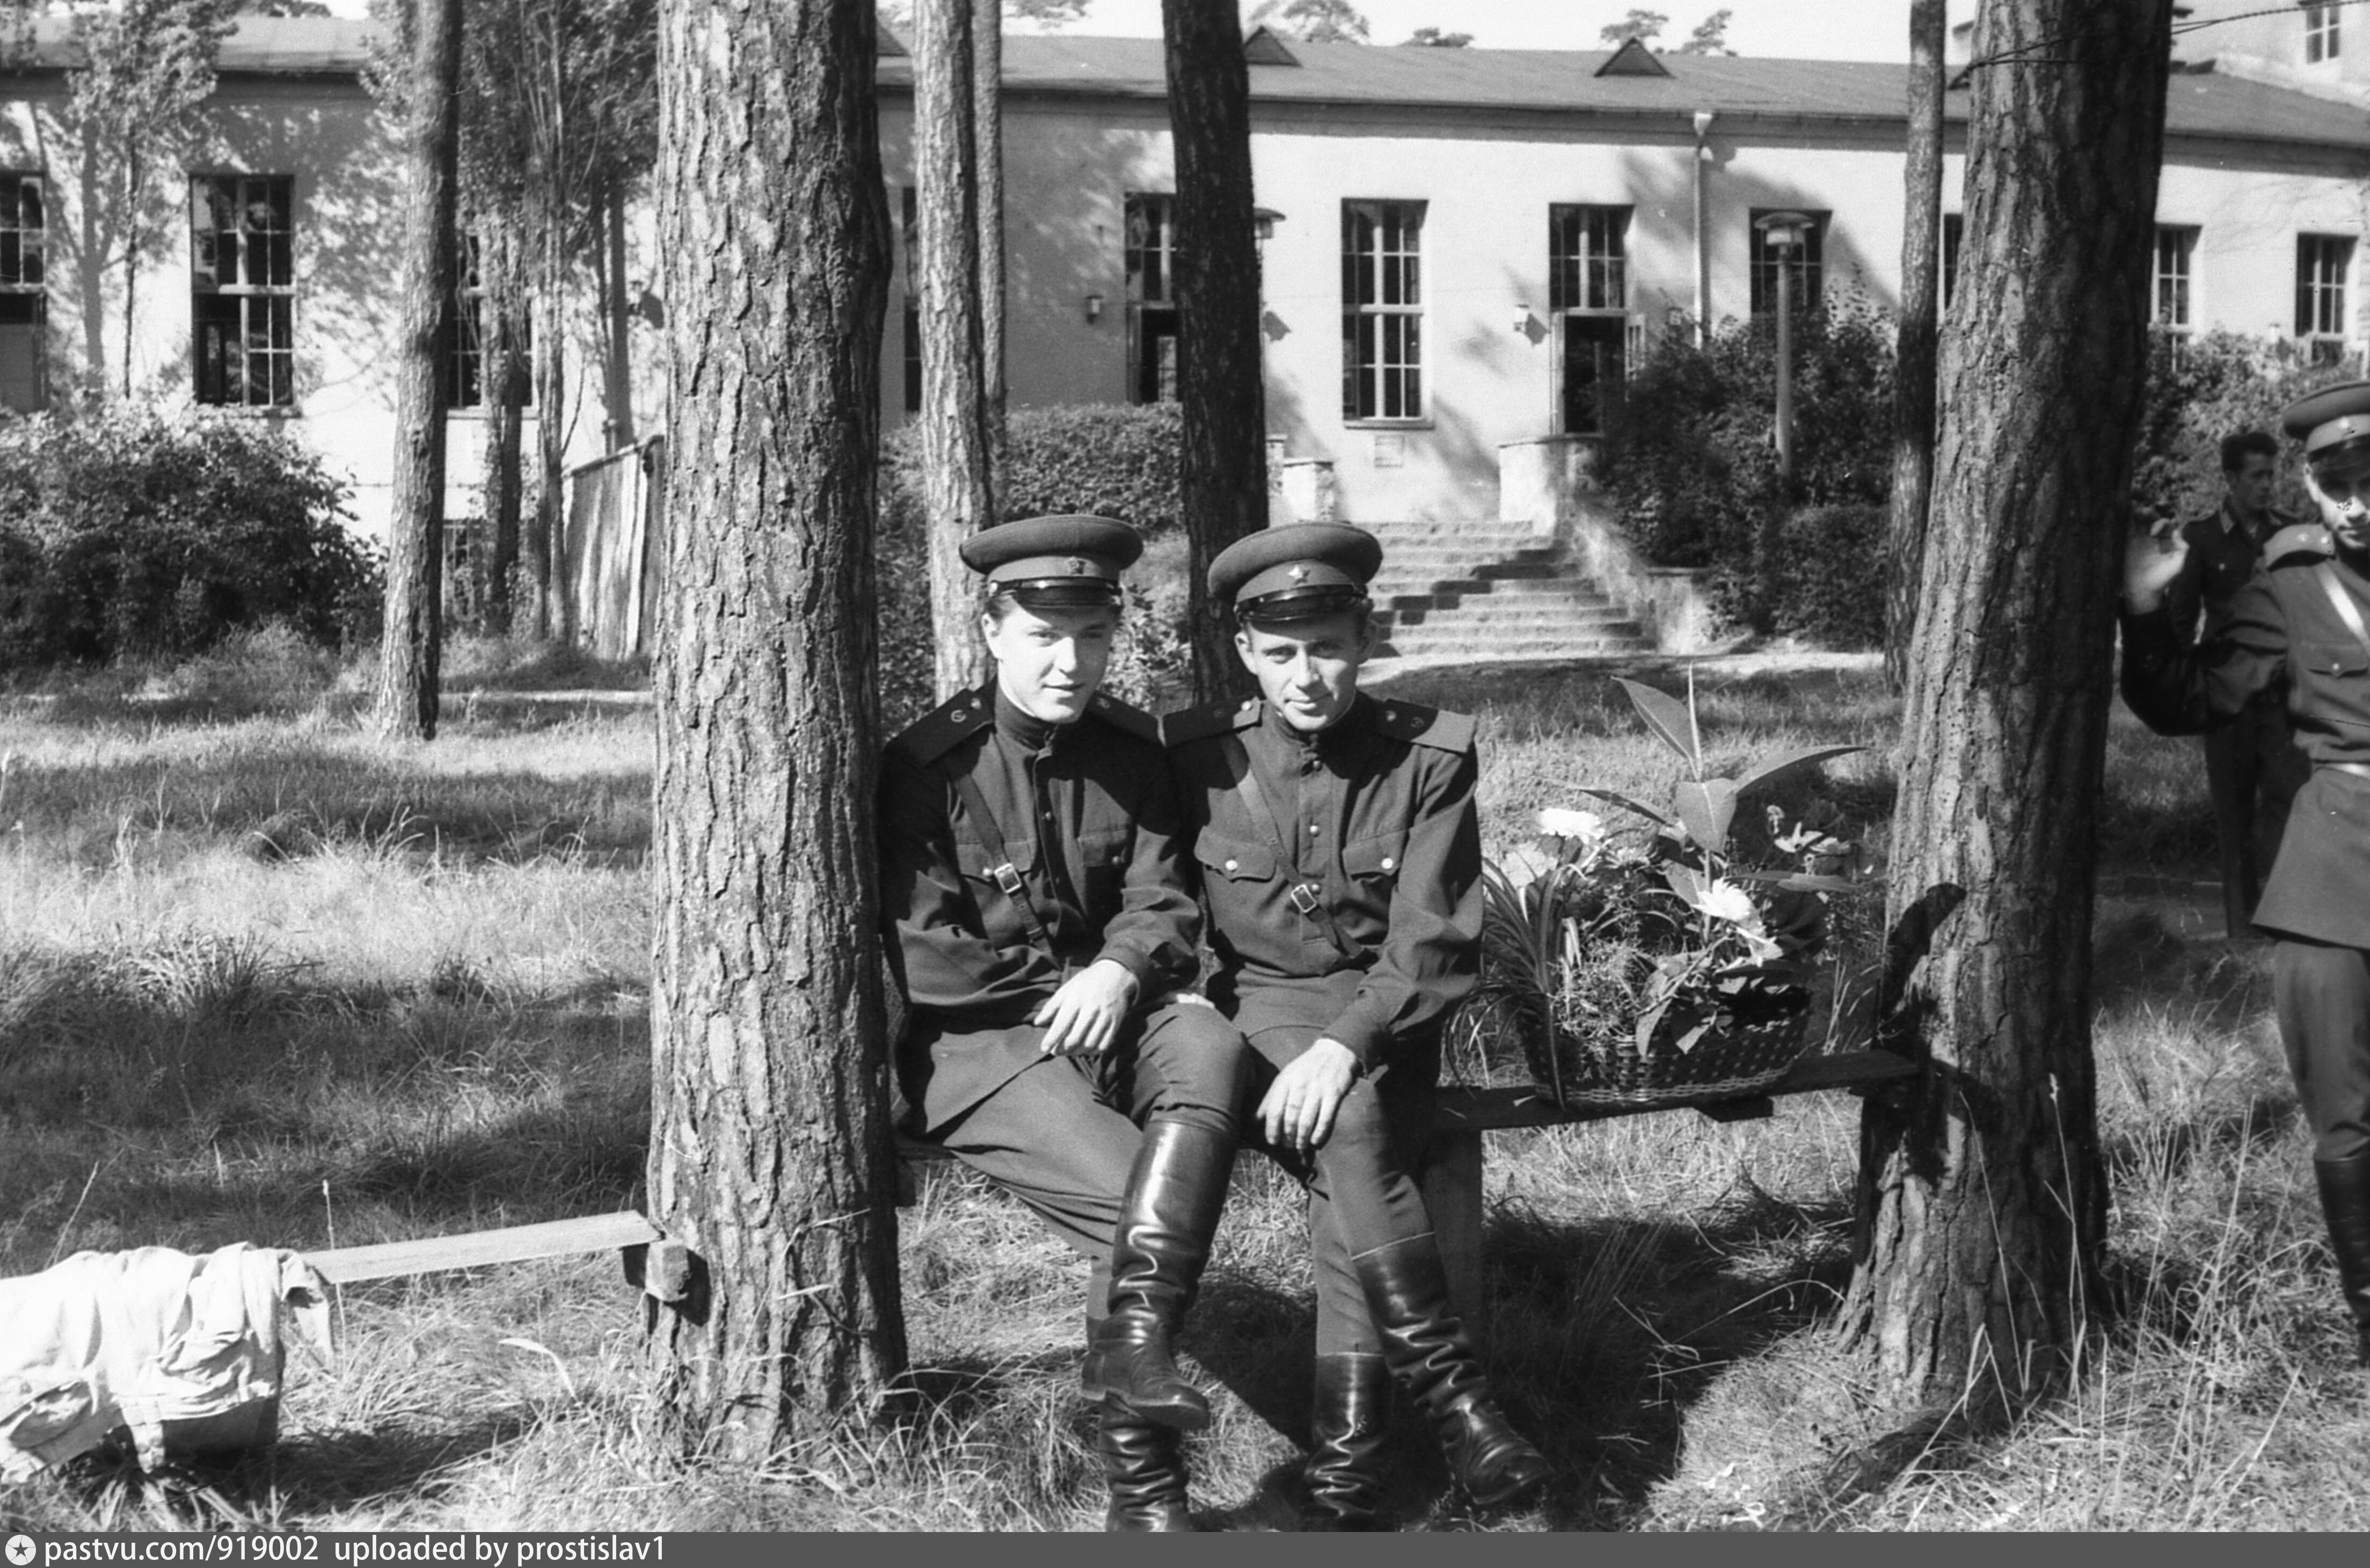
[1692,110,1715,348]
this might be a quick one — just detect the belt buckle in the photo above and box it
[993,864,1027,898]
[1289,882,1322,916]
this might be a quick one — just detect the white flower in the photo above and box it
[1537,807,1607,845]
[1695,879,1758,927]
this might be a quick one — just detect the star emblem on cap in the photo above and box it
[1067,557,1087,575]
[1288,564,1310,583]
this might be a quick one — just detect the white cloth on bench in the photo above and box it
[0,1241,331,1478]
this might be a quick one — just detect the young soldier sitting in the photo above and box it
[877,515,1253,1530]
[1164,523,1552,1529]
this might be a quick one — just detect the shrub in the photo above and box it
[2131,330,2353,526]
[1764,505,1886,650]
[875,404,1190,731]
[0,409,381,670]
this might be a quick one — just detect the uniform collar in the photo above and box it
[1260,692,1368,753]
[991,685,1062,756]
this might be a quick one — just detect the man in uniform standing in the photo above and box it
[1166,523,1551,1528]
[2121,383,2370,1367]
[2164,429,2307,936]
[878,515,1253,1530]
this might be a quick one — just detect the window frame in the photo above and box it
[1548,203,1631,438]
[189,172,297,411]
[2306,3,2340,64]
[0,169,47,413]
[900,185,921,415]
[1124,191,1180,406]
[1747,208,1829,318]
[2297,231,2356,363]
[1340,198,1427,426]
[2152,224,2198,336]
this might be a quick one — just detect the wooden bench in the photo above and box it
[305,1049,1915,1330]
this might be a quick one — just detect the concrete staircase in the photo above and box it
[1363,520,1653,663]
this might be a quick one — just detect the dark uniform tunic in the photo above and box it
[1166,691,1483,1355]
[879,684,1250,1258]
[2121,523,2370,1160]
[2165,502,2308,934]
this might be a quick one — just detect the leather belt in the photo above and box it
[2320,761,2370,779]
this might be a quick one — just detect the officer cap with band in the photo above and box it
[1209,522,1385,626]
[2282,380,2370,469]
[961,514,1143,607]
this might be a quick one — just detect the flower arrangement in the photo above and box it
[1475,674,1872,1108]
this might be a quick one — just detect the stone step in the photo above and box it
[1379,630,1651,659]
[1378,578,1623,604]
[1379,604,1635,630]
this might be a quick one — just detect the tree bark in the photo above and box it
[648,0,905,1453]
[1842,0,2174,1416]
[1162,0,1267,703]
[484,224,529,637]
[537,187,573,645]
[915,0,994,699]
[1883,0,1946,690]
[604,185,636,448]
[372,0,462,742]
[973,0,1005,504]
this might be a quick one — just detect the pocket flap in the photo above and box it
[2300,640,2369,678]
[1195,834,1274,882]
[1343,833,1409,878]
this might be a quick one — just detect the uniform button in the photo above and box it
[1308,824,1321,835]
[1381,856,1396,871]
[1224,858,1239,872]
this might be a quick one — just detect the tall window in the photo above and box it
[1748,208,1828,317]
[0,172,44,413]
[900,186,920,415]
[2306,3,2341,63]
[1341,199,1424,422]
[448,230,485,408]
[191,174,295,408]
[2153,225,2197,334]
[1942,213,1964,304]
[1550,204,1628,436]
[2298,233,2356,363]
[1125,193,1179,405]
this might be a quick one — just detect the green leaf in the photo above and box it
[1672,777,1737,856]
[1663,862,1704,908]
[1573,784,1678,832]
[1728,868,1868,894]
[1730,743,1865,799]
[1614,678,1702,775]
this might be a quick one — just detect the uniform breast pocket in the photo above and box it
[1195,833,1277,886]
[2298,640,2369,680]
[955,835,1041,924]
[1343,832,1409,894]
[1076,827,1133,915]
[2297,640,2370,731]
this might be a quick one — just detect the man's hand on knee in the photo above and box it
[1034,958,1138,1058]
[1258,1038,1360,1157]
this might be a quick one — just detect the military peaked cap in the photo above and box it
[2281,381,2370,463]
[1209,522,1384,625]
[963,514,1142,606]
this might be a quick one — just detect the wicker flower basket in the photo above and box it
[1514,989,1814,1111]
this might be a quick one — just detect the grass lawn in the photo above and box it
[2,632,2362,1531]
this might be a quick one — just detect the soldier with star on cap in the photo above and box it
[876,514,1253,1531]
[1163,522,1551,1528]
[2121,378,2370,1369]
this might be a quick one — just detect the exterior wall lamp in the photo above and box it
[1253,206,1284,245]
[1083,291,1104,324]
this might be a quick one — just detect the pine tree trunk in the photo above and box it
[647,0,906,1452]
[1883,0,1946,690]
[1843,0,2174,1416]
[372,0,462,742]
[484,227,528,637]
[537,198,573,646]
[973,0,1005,503]
[604,186,636,448]
[1161,0,1267,703]
[915,0,993,699]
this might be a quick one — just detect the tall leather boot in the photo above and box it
[1091,1119,1236,1431]
[1357,1234,1551,1512]
[2314,1152,2370,1366]
[1302,1352,1391,1531]
[1099,1398,1194,1531]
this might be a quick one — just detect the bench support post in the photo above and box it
[1419,1127,1487,1352]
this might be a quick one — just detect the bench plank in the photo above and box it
[309,1210,663,1283]
[1430,1049,1915,1133]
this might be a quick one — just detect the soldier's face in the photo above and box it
[2225,452,2276,519]
[982,601,1117,723]
[1236,612,1377,733]
[2306,455,2370,555]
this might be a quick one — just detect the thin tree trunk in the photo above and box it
[915,0,994,699]
[120,144,140,400]
[373,0,463,743]
[973,0,1004,501]
[1884,0,1946,690]
[484,224,528,636]
[536,192,570,644]
[1162,0,1267,702]
[1842,0,2174,1417]
[648,0,904,1453]
[606,185,635,448]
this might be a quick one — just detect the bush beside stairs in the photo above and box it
[1363,519,1653,665]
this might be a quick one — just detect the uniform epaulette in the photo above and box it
[1370,699,1475,754]
[1086,690,1159,742]
[1161,694,1263,749]
[886,689,995,766]
[2265,522,2335,567]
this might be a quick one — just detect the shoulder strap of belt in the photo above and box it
[942,765,1059,954]
[2314,560,2370,662]
[1222,731,1358,961]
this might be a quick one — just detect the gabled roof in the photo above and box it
[2,15,375,78]
[1595,38,1671,78]
[1242,26,1300,68]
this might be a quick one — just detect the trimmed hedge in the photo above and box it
[0,410,381,670]
[1764,505,1885,650]
[2131,329,2353,525]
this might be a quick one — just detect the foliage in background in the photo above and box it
[0,410,380,669]
[1763,505,1886,650]
[2130,330,2353,525]
[876,404,1191,730]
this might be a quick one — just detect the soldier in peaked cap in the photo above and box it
[2122,379,2370,1369]
[877,515,1252,1530]
[1165,523,1551,1528]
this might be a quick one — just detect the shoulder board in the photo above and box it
[2264,522,2335,567]
[1161,695,1263,749]
[1370,699,1475,754]
[1085,691,1159,743]
[886,689,995,766]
